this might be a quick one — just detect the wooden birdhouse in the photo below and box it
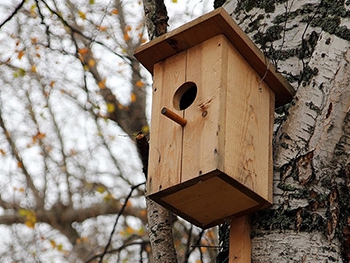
[134,8,294,229]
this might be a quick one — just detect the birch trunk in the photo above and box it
[140,1,178,263]
[222,0,350,261]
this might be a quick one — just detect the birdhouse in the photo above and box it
[134,8,294,229]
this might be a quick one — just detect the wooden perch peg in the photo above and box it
[161,107,187,127]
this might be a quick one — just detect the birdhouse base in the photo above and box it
[147,170,271,229]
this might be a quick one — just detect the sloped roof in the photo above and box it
[134,7,295,107]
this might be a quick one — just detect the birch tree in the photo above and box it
[217,0,350,261]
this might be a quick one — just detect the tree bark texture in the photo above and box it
[223,0,350,262]
[140,2,177,262]
[142,0,169,39]
[146,197,178,262]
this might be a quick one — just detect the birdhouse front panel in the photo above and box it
[181,35,226,183]
[134,8,295,229]
[148,35,225,195]
[147,51,187,193]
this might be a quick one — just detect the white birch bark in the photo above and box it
[223,1,350,261]
[140,2,178,263]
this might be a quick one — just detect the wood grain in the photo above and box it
[147,52,186,194]
[229,216,252,263]
[182,35,227,182]
[162,176,259,228]
[223,40,274,203]
[146,35,274,227]
[144,10,280,228]
[134,7,294,107]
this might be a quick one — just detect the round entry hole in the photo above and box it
[173,82,197,110]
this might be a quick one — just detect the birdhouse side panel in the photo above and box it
[223,43,274,203]
[147,52,187,195]
[181,35,229,182]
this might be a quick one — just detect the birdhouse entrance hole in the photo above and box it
[173,82,197,110]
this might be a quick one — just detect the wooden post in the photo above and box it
[229,216,251,263]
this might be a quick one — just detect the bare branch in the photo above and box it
[0,110,42,207]
[60,0,148,137]
[86,240,148,263]
[98,182,145,263]
[40,0,130,63]
[142,0,169,39]
[0,196,147,226]
[0,0,25,29]
[185,229,205,262]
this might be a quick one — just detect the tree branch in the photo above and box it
[98,182,145,263]
[0,110,42,207]
[40,0,130,63]
[142,0,169,39]
[0,0,25,29]
[0,195,147,226]
[57,0,148,137]
[86,240,149,263]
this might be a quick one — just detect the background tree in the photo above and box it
[0,0,216,262]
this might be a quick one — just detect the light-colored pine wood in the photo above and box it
[182,35,227,182]
[268,84,275,201]
[223,42,274,203]
[162,177,259,227]
[146,35,274,228]
[140,8,293,228]
[229,216,251,263]
[147,52,186,194]
[134,7,294,107]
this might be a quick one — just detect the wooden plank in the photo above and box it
[181,35,227,182]
[268,85,275,203]
[229,216,251,263]
[223,41,272,203]
[147,52,186,194]
[161,176,259,228]
[148,170,270,228]
[134,7,294,107]
[210,12,293,107]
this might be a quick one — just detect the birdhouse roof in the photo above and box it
[134,7,295,107]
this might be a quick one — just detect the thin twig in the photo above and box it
[274,0,295,68]
[184,229,204,262]
[0,105,42,206]
[0,0,25,28]
[40,0,131,64]
[184,224,193,263]
[35,0,51,47]
[86,241,148,263]
[191,245,222,249]
[98,182,145,263]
